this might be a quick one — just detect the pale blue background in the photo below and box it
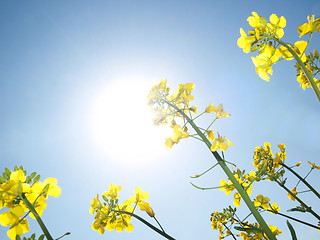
[0,0,319,239]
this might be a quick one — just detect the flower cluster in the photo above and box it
[147,80,233,152]
[238,12,320,91]
[0,166,61,240]
[253,142,286,179]
[219,170,253,207]
[210,206,282,239]
[210,211,230,239]
[90,185,154,235]
[295,49,320,90]
[238,12,287,81]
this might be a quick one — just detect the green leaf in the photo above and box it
[287,220,297,240]
[15,235,21,240]
[14,166,19,171]
[38,234,45,240]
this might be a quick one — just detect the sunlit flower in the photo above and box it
[253,194,270,210]
[210,133,234,152]
[297,15,320,37]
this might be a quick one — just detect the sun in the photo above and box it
[91,77,171,165]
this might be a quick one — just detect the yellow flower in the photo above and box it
[205,103,230,119]
[237,28,256,53]
[295,161,301,167]
[219,179,235,196]
[287,187,297,201]
[253,194,270,210]
[129,187,149,204]
[233,192,241,207]
[307,161,320,170]
[297,15,320,37]
[269,224,282,236]
[171,124,189,143]
[247,12,267,29]
[251,45,281,81]
[207,130,214,141]
[164,137,175,150]
[31,178,61,199]
[189,105,197,114]
[267,14,286,38]
[138,200,155,217]
[210,133,234,152]
[0,205,29,240]
[269,202,280,214]
[90,194,103,215]
[103,184,121,200]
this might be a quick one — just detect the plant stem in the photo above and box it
[114,210,175,240]
[273,38,320,102]
[281,163,320,199]
[275,180,320,221]
[20,194,54,240]
[166,101,277,240]
[265,209,320,230]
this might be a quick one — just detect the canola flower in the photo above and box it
[90,185,162,236]
[238,12,320,101]
[148,80,281,240]
[147,79,232,153]
[0,166,61,240]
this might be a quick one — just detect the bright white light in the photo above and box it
[91,77,171,165]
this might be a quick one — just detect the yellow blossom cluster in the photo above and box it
[238,12,287,81]
[210,211,230,239]
[147,80,233,152]
[219,171,253,207]
[238,12,320,91]
[295,49,320,90]
[0,166,61,240]
[90,185,154,235]
[253,142,286,178]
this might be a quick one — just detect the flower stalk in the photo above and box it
[20,194,54,240]
[165,101,277,240]
[273,37,320,101]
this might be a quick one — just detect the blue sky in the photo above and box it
[0,0,320,239]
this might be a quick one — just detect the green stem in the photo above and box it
[281,163,320,199]
[273,38,320,102]
[190,163,219,178]
[275,180,320,221]
[165,101,277,240]
[190,182,222,190]
[20,194,54,240]
[265,209,320,230]
[114,210,175,240]
[154,216,166,233]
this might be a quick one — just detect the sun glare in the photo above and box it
[91,78,171,165]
